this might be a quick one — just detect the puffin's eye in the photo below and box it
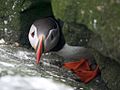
[31,31,35,38]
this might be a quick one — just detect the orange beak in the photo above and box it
[36,35,44,64]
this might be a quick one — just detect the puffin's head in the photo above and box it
[28,17,60,64]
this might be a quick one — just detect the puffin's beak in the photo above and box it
[36,35,44,64]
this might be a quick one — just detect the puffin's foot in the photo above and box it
[63,58,100,83]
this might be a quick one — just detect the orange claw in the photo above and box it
[64,58,100,83]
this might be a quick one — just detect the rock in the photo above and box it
[0,45,104,90]
[62,22,93,47]
[52,0,120,90]
[0,0,52,46]
[0,38,5,44]
[91,49,120,90]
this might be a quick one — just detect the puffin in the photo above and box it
[28,17,100,83]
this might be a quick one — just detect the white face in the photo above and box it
[28,25,38,49]
[28,24,60,52]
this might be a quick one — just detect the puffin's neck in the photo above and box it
[56,44,81,59]
[51,36,65,51]
[56,44,93,61]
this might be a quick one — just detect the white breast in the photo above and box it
[56,44,93,62]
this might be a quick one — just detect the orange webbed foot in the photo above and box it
[64,58,100,83]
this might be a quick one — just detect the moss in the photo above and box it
[52,0,120,89]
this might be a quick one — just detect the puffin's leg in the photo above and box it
[64,58,100,83]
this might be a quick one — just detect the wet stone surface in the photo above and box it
[0,45,108,90]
